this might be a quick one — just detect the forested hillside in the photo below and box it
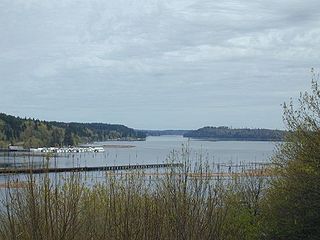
[184,126,285,141]
[0,113,145,148]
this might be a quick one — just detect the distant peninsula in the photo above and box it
[0,113,146,148]
[183,126,285,141]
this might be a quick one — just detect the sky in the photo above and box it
[0,0,319,130]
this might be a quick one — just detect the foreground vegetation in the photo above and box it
[0,77,319,239]
[0,152,268,240]
[0,113,146,148]
[261,78,320,239]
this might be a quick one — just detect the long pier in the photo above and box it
[0,163,183,175]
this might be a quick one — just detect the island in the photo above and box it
[183,126,285,141]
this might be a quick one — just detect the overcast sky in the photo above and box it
[0,0,319,130]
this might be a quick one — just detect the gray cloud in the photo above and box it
[0,0,319,129]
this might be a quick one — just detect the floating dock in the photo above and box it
[0,163,183,175]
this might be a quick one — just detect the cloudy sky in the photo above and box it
[0,0,319,130]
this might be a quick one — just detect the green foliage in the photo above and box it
[261,73,320,239]
[63,126,76,146]
[51,127,65,147]
[184,126,285,141]
[221,174,266,240]
[0,113,146,148]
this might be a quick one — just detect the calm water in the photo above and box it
[0,135,278,169]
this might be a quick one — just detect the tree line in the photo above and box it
[0,113,146,148]
[184,126,285,141]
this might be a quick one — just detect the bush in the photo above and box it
[261,72,320,239]
[0,149,266,240]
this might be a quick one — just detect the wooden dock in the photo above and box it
[0,163,184,175]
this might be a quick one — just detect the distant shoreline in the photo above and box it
[103,144,135,148]
[183,126,285,142]
[188,137,283,142]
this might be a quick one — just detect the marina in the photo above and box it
[30,146,105,153]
